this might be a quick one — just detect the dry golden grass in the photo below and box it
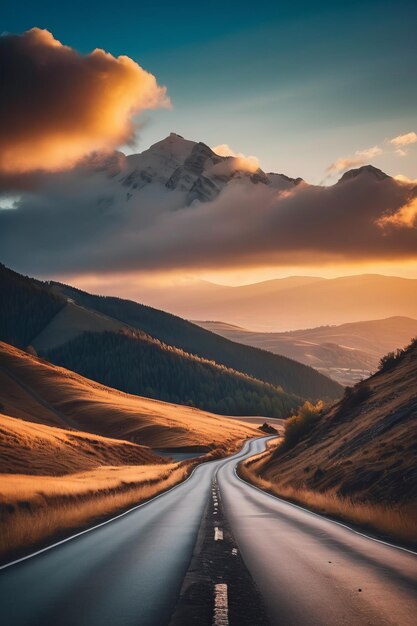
[239,453,417,545]
[0,341,257,449]
[0,412,160,475]
[0,462,190,561]
[0,429,247,562]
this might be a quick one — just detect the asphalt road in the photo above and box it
[218,446,417,626]
[1,437,416,626]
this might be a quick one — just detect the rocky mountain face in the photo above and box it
[96,133,303,206]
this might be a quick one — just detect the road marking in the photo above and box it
[234,467,417,557]
[214,527,224,541]
[213,583,229,626]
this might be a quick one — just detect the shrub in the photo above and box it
[281,400,324,451]
[341,383,372,409]
[378,349,404,372]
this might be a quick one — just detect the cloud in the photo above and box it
[394,174,417,184]
[0,28,169,183]
[326,156,366,175]
[326,132,417,178]
[212,144,260,173]
[2,163,417,277]
[389,132,417,147]
[356,145,383,159]
[326,145,382,175]
[377,197,417,228]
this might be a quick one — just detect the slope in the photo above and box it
[49,281,342,401]
[0,412,159,475]
[0,341,257,449]
[245,339,417,530]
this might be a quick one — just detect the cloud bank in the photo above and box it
[1,164,416,277]
[0,28,169,183]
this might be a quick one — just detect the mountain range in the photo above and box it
[137,274,417,332]
[195,316,417,384]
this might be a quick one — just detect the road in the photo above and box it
[1,437,416,626]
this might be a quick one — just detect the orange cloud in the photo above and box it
[0,28,169,176]
[378,197,417,228]
[212,144,260,173]
[389,132,417,147]
[326,145,382,175]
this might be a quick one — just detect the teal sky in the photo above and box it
[1,0,416,182]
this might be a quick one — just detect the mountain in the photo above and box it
[194,316,417,384]
[119,132,301,206]
[241,338,417,542]
[137,274,417,331]
[0,264,342,418]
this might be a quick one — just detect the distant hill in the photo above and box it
[195,316,417,384]
[137,274,417,331]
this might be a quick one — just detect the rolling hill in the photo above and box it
[195,316,417,384]
[0,341,257,450]
[0,412,160,475]
[0,264,342,417]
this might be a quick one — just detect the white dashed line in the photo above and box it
[214,527,224,541]
[213,583,229,626]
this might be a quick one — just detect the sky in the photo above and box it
[0,0,417,289]
[1,0,416,183]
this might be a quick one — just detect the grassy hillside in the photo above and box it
[0,412,160,475]
[240,340,417,543]
[0,341,257,449]
[50,281,342,401]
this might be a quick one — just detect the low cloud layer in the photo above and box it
[0,28,168,183]
[1,163,417,277]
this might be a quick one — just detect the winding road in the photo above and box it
[1,437,416,626]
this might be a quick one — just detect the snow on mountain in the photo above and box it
[86,133,304,209]
[78,133,393,215]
